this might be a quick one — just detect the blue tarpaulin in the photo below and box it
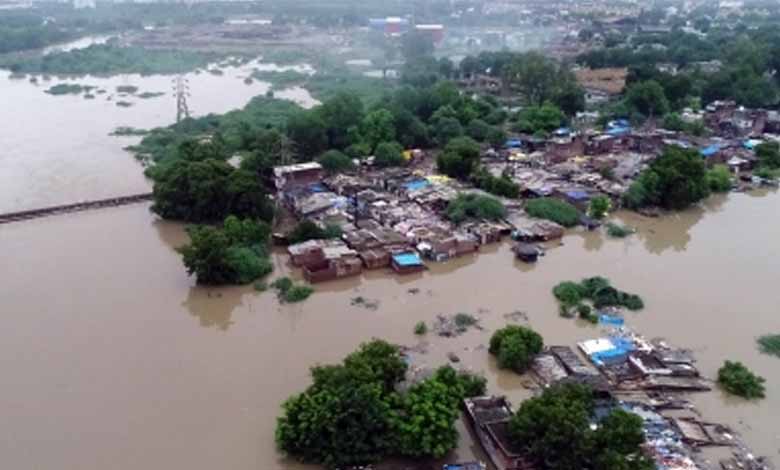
[591,336,635,364]
[505,139,523,148]
[599,314,625,327]
[404,179,430,191]
[392,252,423,267]
[566,190,590,202]
[700,144,722,157]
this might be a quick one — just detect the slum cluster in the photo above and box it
[527,325,774,470]
[274,162,518,284]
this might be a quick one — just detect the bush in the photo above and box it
[467,118,491,141]
[706,165,732,192]
[374,141,405,167]
[288,220,341,244]
[623,146,710,210]
[553,277,644,312]
[446,193,506,224]
[284,284,314,303]
[472,168,520,198]
[757,334,780,358]
[588,195,611,219]
[577,304,592,319]
[489,325,544,373]
[717,361,766,399]
[525,197,580,227]
[318,150,354,173]
[414,321,428,335]
[553,281,585,306]
[606,222,635,238]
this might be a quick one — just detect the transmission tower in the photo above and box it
[174,75,191,123]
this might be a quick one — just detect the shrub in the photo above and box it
[606,222,635,238]
[288,220,341,244]
[706,165,732,192]
[271,277,294,293]
[374,141,405,167]
[284,284,314,303]
[454,313,477,328]
[525,197,579,227]
[553,281,585,306]
[717,361,766,399]
[577,304,592,319]
[414,321,428,335]
[489,325,544,373]
[588,195,611,219]
[318,150,354,173]
[757,334,780,358]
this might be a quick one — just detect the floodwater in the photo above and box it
[1,190,779,470]
[0,59,317,213]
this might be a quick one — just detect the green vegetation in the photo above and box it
[553,276,644,314]
[45,83,91,95]
[525,198,580,227]
[757,335,780,358]
[588,195,611,219]
[606,223,635,238]
[287,220,342,245]
[138,91,166,99]
[2,44,218,75]
[437,136,481,180]
[150,143,274,223]
[177,216,272,285]
[413,321,427,335]
[116,85,138,94]
[502,52,585,115]
[453,313,478,329]
[318,150,354,174]
[110,127,148,137]
[446,193,506,224]
[515,103,566,135]
[270,277,314,303]
[755,142,780,176]
[489,325,544,373]
[374,141,404,167]
[251,69,308,90]
[276,340,486,468]
[472,168,520,199]
[662,113,708,136]
[623,146,710,211]
[509,383,653,470]
[717,361,766,399]
[706,165,733,193]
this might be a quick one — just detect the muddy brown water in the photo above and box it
[1,189,779,470]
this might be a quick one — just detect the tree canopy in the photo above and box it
[489,325,544,373]
[623,146,710,210]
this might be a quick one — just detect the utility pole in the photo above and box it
[174,75,191,123]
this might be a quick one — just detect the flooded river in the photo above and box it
[1,38,778,470]
[0,59,316,213]
[1,190,778,470]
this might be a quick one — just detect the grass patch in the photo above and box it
[414,321,428,335]
[525,197,580,227]
[251,69,308,90]
[606,222,635,238]
[116,85,138,94]
[757,334,780,358]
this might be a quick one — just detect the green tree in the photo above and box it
[286,110,328,158]
[756,141,780,169]
[318,92,364,149]
[401,29,434,62]
[504,52,583,112]
[467,118,491,141]
[361,109,396,151]
[625,80,670,117]
[436,136,480,179]
[515,103,566,135]
[488,325,544,373]
[588,195,611,219]
[624,146,709,210]
[706,165,732,192]
[374,141,405,167]
[717,361,766,399]
[318,150,354,174]
[433,116,464,145]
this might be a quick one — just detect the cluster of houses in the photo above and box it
[274,162,520,284]
[522,326,772,470]
[271,96,780,284]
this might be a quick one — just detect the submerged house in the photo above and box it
[391,252,425,274]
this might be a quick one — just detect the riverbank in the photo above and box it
[0,189,777,470]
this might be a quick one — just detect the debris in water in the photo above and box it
[447,352,461,363]
[350,296,379,310]
[503,310,529,322]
